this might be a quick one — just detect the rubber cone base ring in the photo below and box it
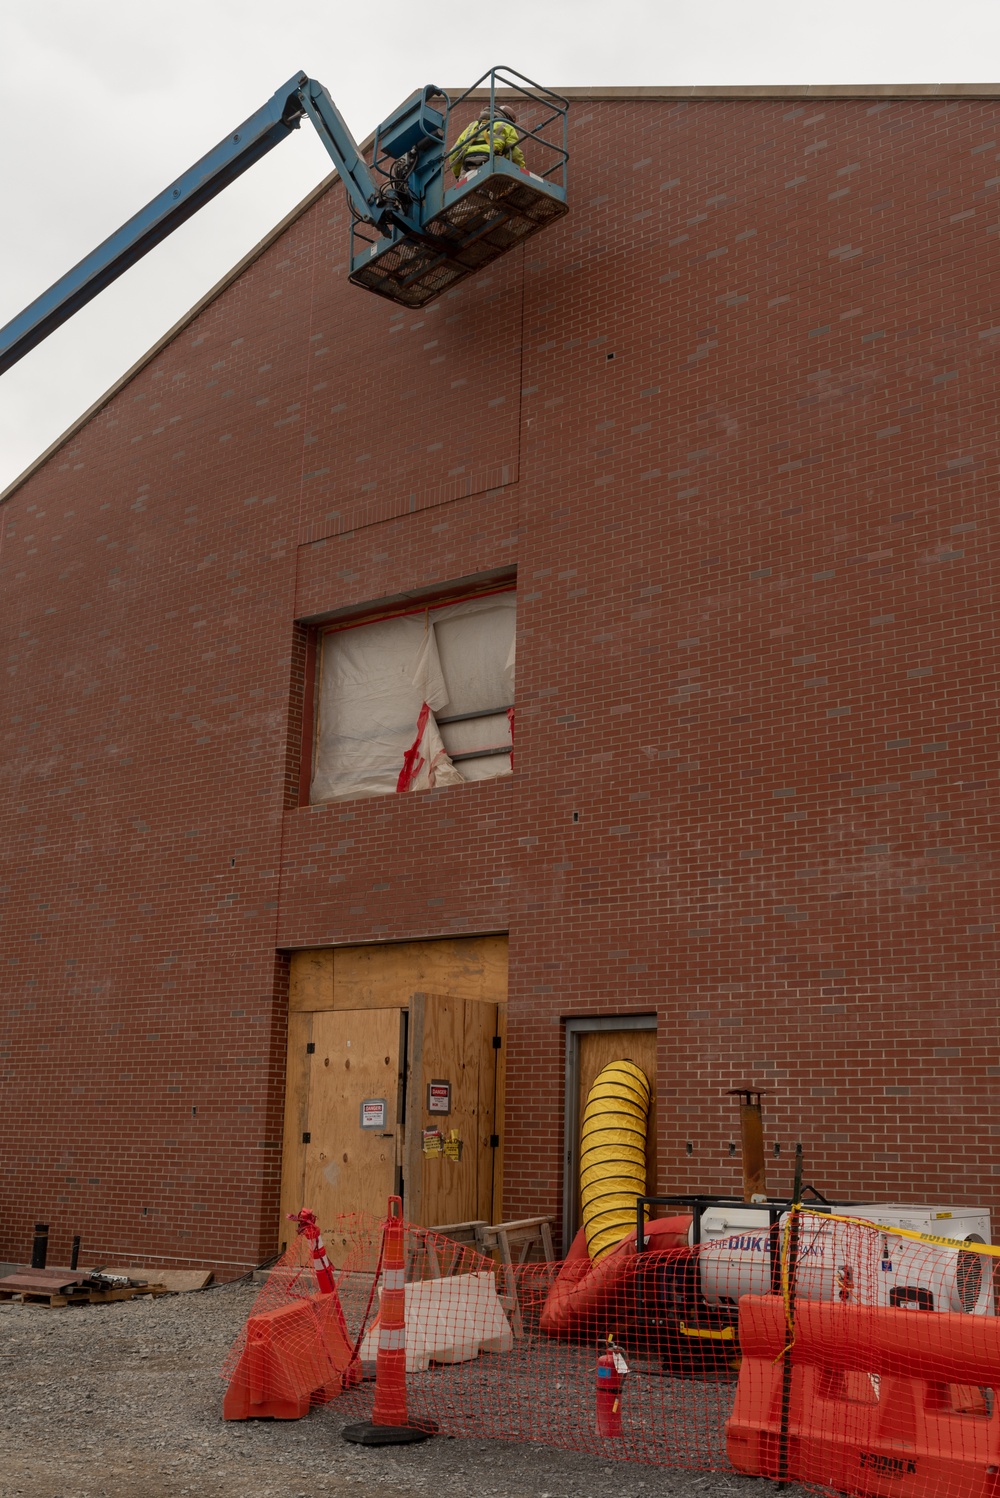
[343,1421,437,1446]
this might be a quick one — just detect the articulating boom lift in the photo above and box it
[0,66,568,376]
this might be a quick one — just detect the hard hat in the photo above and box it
[496,104,518,123]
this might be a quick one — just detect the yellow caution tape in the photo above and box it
[767,1202,996,1364]
[798,1207,1000,1258]
[774,1205,800,1361]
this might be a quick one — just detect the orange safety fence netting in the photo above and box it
[222,1207,1000,1497]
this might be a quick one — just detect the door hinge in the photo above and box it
[306,1042,315,1054]
[489,1133,500,1149]
[302,1131,311,1144]
[492,1034,502,1049]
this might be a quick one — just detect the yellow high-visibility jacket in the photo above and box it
[452,119,526,177]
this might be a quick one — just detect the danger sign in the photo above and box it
[427,1080,451,1115]
[360,1097,387,1129]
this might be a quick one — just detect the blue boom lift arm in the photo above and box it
[0,72,409,377]
[0,65,569,369]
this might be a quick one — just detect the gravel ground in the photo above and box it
[0,1280,814,1498]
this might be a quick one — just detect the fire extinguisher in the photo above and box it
[596,1333,628,1438]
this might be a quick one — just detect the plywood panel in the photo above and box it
[576,1028,658,1231]
[333,936,507,1010]
[288,949,334,1012]
[302,1008,404,1262]
[472,1001,498,1226]
[405,994,498,1229]
[492,1004,507,1220]
[403,995,427,1224]
[420,995,475,1228]
[279,1011,314,1239]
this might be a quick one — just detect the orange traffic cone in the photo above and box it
[343,1196,436,1446]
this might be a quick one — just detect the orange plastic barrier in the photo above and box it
[223,1291,354,1420]
[539,1216,691,1338]
[727,1294,1000,1497]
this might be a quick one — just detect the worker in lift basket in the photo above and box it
[452,104,526,178]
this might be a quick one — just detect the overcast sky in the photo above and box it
[3,0,1000,493]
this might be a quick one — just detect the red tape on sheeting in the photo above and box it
[396,701,430,793]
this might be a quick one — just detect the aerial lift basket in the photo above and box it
[349,67,569,308]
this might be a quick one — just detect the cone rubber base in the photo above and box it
[342,1421,437,1446]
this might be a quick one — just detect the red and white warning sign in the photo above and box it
[360,1097,387,1129]
[427,1080,451,1115]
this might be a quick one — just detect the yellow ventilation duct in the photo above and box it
[579,1059,651,1263]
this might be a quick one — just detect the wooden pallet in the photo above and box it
[0,1282,169,1307]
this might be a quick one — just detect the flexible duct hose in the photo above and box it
[579,1059,650,1263]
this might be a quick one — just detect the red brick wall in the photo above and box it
[3,95,999,1267]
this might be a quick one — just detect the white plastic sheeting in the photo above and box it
[310,593,515,803]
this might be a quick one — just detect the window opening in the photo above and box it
[310,587,515,803]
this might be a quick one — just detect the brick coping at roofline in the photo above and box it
[533,84,1000,99]
[3,79,998,507]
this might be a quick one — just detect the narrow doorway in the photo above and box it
[561,1015,658,1248]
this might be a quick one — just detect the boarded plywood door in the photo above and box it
[574,1028,658,1239]
[280,1008,404,1263]
[404,993,499,1230]
[280,938,508,1248]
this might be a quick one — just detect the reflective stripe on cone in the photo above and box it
[342,1195,437,1447]
[372,1195,409,1427]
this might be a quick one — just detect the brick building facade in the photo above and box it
[3,85,999,1272]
